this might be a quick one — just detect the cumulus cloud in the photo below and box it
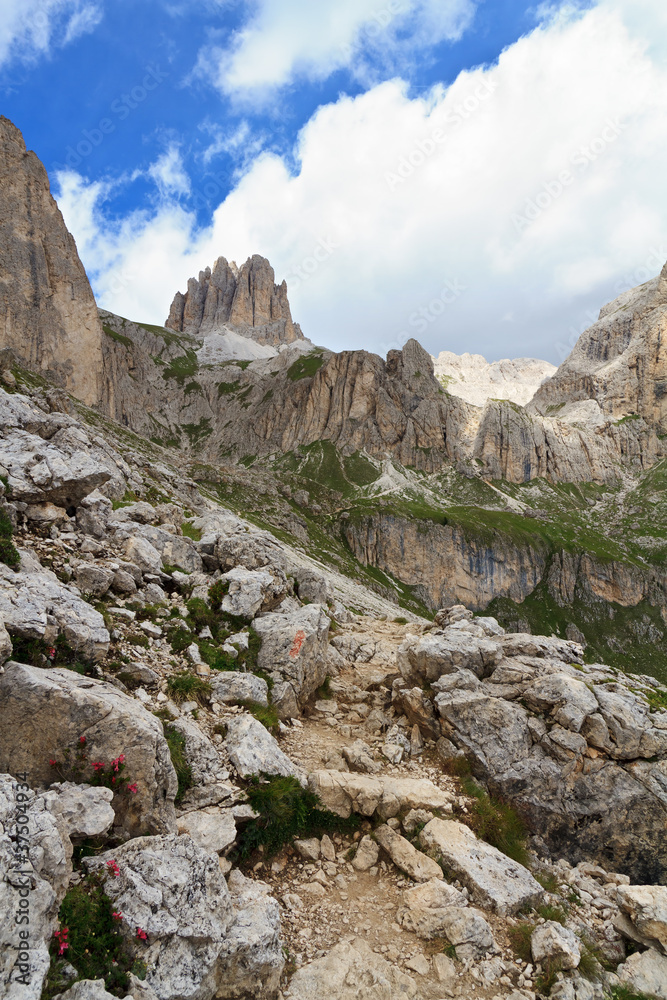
[0,0,103,69]
[195,0,476,101]
[146,145,192,199]
[56,0,667,363]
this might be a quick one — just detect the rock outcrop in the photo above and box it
[433,351,556,407]
[165,254,304,348]
[529,261,667,432]
[0,117,105,406]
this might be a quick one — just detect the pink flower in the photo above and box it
[106,859,120,877]
[112,911,123,921]
[136,927,148,941]
[47,647,56,659]
[54,927,69,956]
[127,783,138,794]
[49,759,57,767]
[92,762,105,772]
[79,736,86,745]
[112,754,126,772]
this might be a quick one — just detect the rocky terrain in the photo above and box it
[0,368,667,1000]
[432,353,556,408]
[2,113,667,1000]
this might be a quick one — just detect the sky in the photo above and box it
[3,0,667,364]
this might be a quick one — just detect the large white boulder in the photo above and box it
[308,770,453,820]
[253,604,330,718]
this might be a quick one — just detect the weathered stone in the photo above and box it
[253,603,330,718]
[286,939,418,1000]
[0,663,177,838]
[374,824,444,882]
[216,868,284,999]
[397,630,502,684]
[617,948,667,1000]
[0,557,110,660]
[294,837,320,861]
[531,921,582,970]
[397,877,467,938]
[42,782,114,840]
[341,740,381,774]
[308,770,453,820]
[176,807,237,855]
[295,568,331,605]
[123,536,162,575]
[55,980,131,1000]
[0,619,12,664]
[74,564,114,598]
[419,819,543,914]
[209,671,269,708]
[225,714,304,782]
[351,834,379,871]
[616,885,667,954]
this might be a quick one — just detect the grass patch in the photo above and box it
[508,921,535,963]
[608,987,654,1000]
[235,774,359,859]
[287,352,325,381]
[0,506,20,568]
[181,521,202,541]
[182,417,213,448]
[11,634,97,675]
[166,671,212,705]
[238,700,280,735]
[458,776,529,865]
[316,676,332,700]
[537,903,567,925]
[102,323,132,348]
[218,379,241,396]
[534,871,561,894]
[163,724,193,804]
[43,873,137,998]
[161,349,199,385]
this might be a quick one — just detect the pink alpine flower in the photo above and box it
[49,759,57,767]
[112,911,123,921]
[92,761,105,772]
[54,927,69,955]
[106,859,120,877]
[136,927,148,941]
[127,783,138,794]
[79,736,86,745]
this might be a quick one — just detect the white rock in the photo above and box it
[531,921,581,970]
[397,877,467,938]
[308,770,453,820]
[374,824,443,882]
[419,818,543,914]
[294,837,320,860]
[176,807,237,854]
[617,884,667,953]
[210,671,269,707]
[286,939,418,999]
[351,835,380,871]
[225,714,304,783]
[55,980,132,1000]
[617,948,667,999]
[42,782,115,839]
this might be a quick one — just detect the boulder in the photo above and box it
[616,885,667,954]
[218,567,287,619]
[351,835,379,871]
[294,568,331,604]
[0,556,110,661]
[531,921,581,970]
[397,878,467,938]
[341,740,381,775]
[419,819,543,915]
[0,663,177,837]
[391,680,441,740]
[286,939,418,1000]
[374,824,444,882]
[123,536,162,575]
[176,807,237,855]
[0,619,12,663]
[617,948,667,1000]
[216,868,284,999]
[167,716,231,807]
[55,981,131,1000]
[253,604,330,718]
[225,714,304,783]
[397,630,502,685]
[308,770,453,820]
[41,782,114,840]
[74,565,115,598]
[209,671,269,708]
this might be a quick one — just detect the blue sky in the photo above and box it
[3,0,667,363]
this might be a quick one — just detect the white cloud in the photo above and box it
[195,0,476,101]
[0,0,103,69]
[147,145,192,199]
[56,0,667,364]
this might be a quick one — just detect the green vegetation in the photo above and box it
[181,521,202,541]
[508,921,535,962]
[235,774,359,859]
[102,323,132,347]
[238,700,280,734]
[0,506,20,568]
[287,352,325,381]
[182,417,213,448]
[43,873,137,998]
[166,671,212,705]
[11,634,96,675]
[218,379,242,396]
[537,903,567,925]
[608,987,654,1000]
[163,724,193,804]
[457,774,529,866]
[161,349,199,385]
[316,676,332,700]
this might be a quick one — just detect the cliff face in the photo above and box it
[529,262,667,430]
[165,254,303,347]
[0,117,105,406]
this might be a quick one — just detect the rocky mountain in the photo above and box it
[1,368,667,1000]
[0,117,107,407]
[433,351,556,407]
[165,254,311,363]
[530,265,667,432]
[3,113,667,1000]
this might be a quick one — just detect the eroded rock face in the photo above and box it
[0,117,105,406]
[0,663,177,838]
[165,255,304,349]
[285,939,418,1000]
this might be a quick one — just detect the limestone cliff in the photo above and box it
[0,116,105,406]
[166,254,304,348]
[433,351,556,407]
[529,262,667,431]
